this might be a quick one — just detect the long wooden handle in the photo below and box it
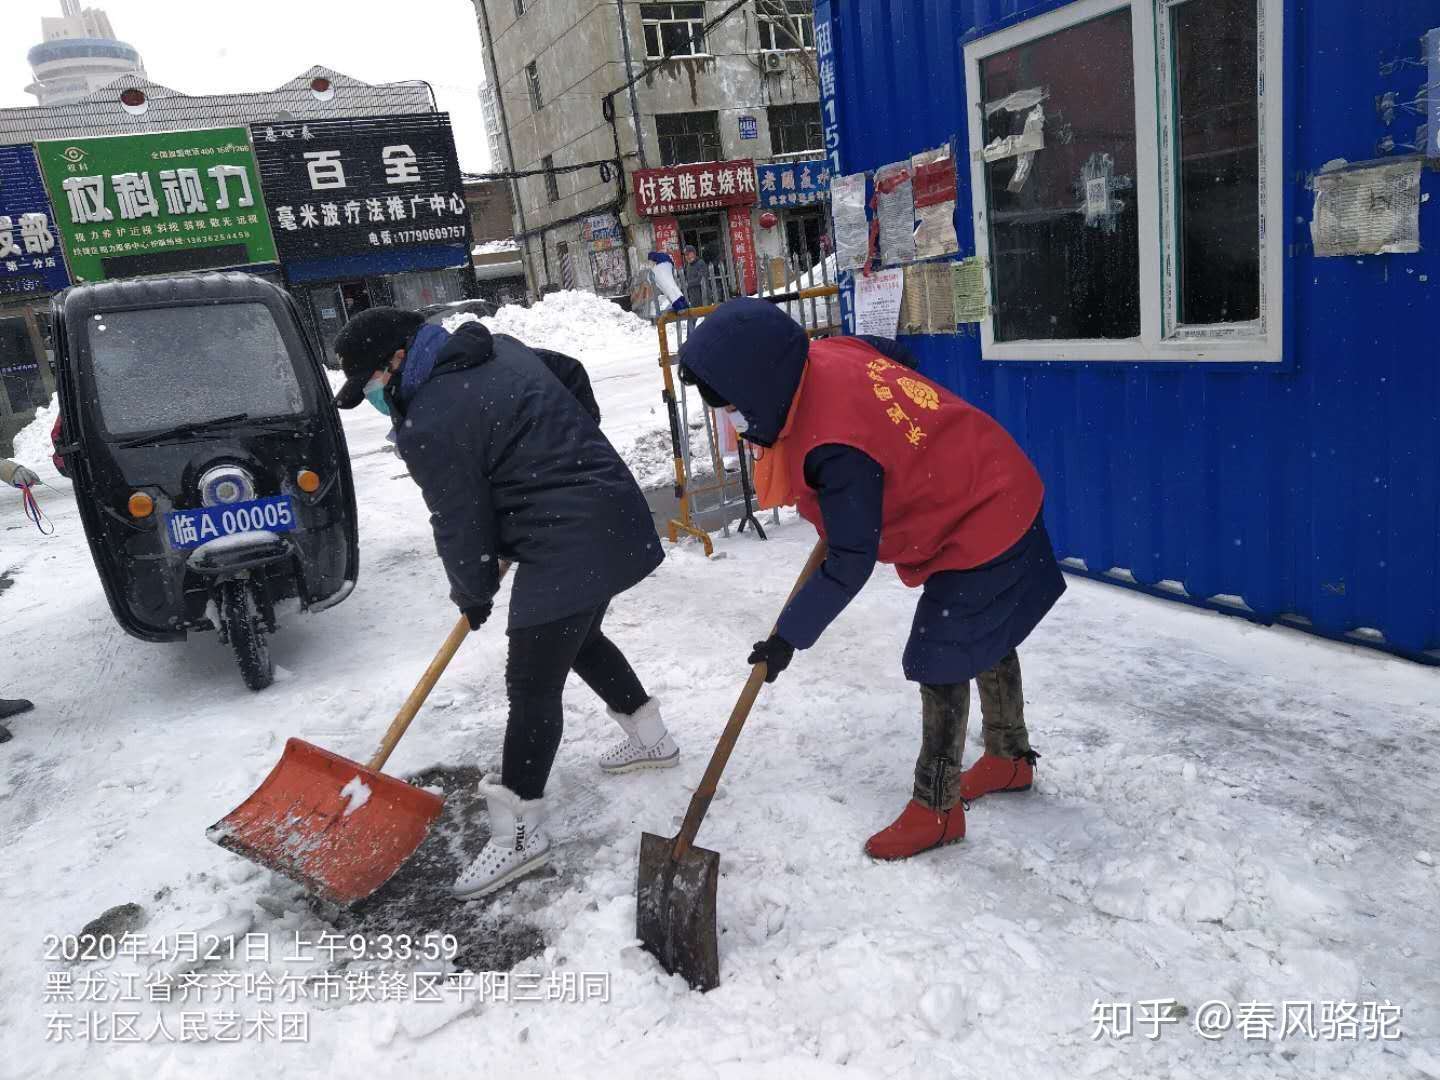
[367,562,511,772]
[367,615,471,772]
[671,538,829,858]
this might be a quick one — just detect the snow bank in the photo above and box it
[8,394,67,486]
[473,238,519,256]
[11,394,58,465]
[482,289,654,360]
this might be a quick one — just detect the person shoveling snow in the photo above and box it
[678,298,1066,860]
[333,307,679,899]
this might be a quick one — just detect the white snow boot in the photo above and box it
[598,697,679,774]
[451,775,551,900]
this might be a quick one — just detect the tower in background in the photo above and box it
[25,0,146,107]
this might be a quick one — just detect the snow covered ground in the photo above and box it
[2,295,1438,1079]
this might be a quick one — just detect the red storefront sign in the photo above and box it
[634,160,757,217]
[651,215,682,259]
[727,204,758,296]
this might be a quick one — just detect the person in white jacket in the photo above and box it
[2,458,39,741]
[646,251,690,315]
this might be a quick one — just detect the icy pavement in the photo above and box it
[1,328,1438,1078]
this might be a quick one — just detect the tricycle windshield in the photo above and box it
[84,302,308,437]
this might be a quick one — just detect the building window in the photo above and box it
[975,8,1140,345]
[542,154,559,202]
[1157,0,1261,333]
[767,103,823,157]
[526,60,543,111]
[756,1,815,51]
[655,111,722,165]
[963,0,1282,362]
[640,4,708,61]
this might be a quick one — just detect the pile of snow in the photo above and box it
[473,238,519,256]
[482,289,655,360]
[8,394,67,486]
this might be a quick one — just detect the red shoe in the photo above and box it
[864,799,965,861]
[960,751,1038,802]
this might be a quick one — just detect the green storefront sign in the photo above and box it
[35,126,278,284]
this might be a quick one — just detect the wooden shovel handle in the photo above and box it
[671,538,828,859]
[367,562,511,772]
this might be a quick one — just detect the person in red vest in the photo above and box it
[678,298,1065,860]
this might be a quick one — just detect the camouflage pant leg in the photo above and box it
[913,682,969,810]
[976,650,1030,757]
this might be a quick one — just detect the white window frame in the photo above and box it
[962,0,1284,363]
[756,1,817,52]
[640,3,711,62]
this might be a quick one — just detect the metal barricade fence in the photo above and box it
[655,283,842,556]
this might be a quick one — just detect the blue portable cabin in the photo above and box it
[815,0,1440,661]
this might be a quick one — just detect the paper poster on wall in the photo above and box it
[873,161,916,266]
[830,171,869,271]
[853,267,904,336]
[952,257,989,323]
[910,144,958,260]
[900,262,957,334]
[1310,158,1422,257]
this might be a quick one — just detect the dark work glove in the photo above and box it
[747,634,795,683]
[462,601,493,632]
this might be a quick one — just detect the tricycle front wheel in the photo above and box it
[219,580,274,691]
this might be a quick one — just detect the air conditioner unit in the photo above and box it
[762,50,786,73]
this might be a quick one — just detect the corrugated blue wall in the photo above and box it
[823,0,1440,659]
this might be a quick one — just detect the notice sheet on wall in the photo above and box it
[911,144,959,260]
[854,267,905,336]
[1311,158,1422,257]
[830,171,870,271]
[874,161,916,265]
[900,262,957,334]
[952,257,989,323]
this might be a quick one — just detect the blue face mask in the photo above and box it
[364,375,391,416]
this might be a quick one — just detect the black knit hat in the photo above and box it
[333,307,426,409]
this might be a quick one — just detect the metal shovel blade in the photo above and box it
[207,737,445,905]
[636,830,721,992]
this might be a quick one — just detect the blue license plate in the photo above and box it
[166,496,296,550]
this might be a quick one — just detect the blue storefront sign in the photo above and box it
[756,157,832,209]
[0,144,71,297]
[739,115,758,140]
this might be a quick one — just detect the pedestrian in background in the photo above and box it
[2,457,41,741]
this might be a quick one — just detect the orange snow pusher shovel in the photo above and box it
[637,540,827,991]
[208,613,477,905]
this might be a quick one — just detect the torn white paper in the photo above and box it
[984,86,1049,117]
[982,105,1045,163]
[1311,157,1423,257]
[830,172,870,271]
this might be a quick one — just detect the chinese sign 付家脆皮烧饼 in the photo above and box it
[35,127,276,283]
[249,113,471,261]
[633,160,757,217]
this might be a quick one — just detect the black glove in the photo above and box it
[462,601,493,631]
[747,634,795,683]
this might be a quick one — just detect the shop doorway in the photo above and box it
[678,213,731,306]
[307,280,380,366]
[783,206,829,274]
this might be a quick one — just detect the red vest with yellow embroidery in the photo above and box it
[782,337,1045,586]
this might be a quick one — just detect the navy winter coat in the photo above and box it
[395,323,663,629]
